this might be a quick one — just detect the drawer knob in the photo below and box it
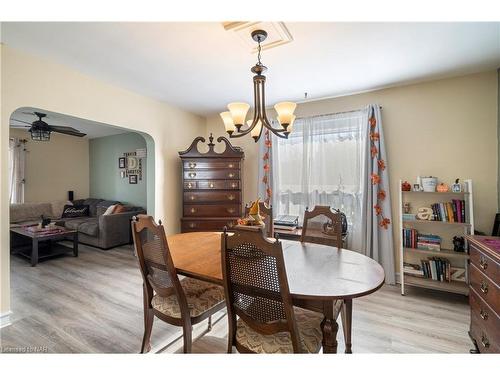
[228,163,234,168]
[189,222,196,228]
[189,195,195,201]
[479,257,488,270]
[209,182,215,188]
[227,208,235,214]
[231,183,237,188]
[188,172,196,178]
[228,173,235,178]
[228,194,235,201]
[187,183,193,189]
[188,162,197,169]
[481,334,490,348]
[190,208,196,213]
[480,281,488,294]
[479,309,489,320]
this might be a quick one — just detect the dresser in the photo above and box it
[179,134,244,233]
[466,235,500,353]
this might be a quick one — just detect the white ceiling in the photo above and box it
[10,107,129,139]
[2,22,499,116]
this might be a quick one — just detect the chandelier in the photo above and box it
[220,29,297,142]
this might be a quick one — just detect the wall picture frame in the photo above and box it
[118,157,126,169]
[129,174,138,184]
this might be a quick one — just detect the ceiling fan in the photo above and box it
[10,111,86,141]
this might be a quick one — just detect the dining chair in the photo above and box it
[244,201,274,238]
[221,227,324,353]
[300,205,343,248]
[131,214,225,353]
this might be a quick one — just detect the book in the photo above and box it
[274,224,297,231]
[274,215,299,226]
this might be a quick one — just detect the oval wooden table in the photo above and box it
[167,231,385,353]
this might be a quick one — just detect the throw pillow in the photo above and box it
[103,204,116,216]
[113,204,127,214]
[61,204,90,218]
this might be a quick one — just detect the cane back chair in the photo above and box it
[244,201,274,238]
[221,228,324,353]
[300,205,343,248]
[132,215,225,353]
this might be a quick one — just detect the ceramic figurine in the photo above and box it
[401,181,411,191]
[452,236,465,252]
[452,179,462,193]
[248,199,265,226]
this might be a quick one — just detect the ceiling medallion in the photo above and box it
[220,29,296,142]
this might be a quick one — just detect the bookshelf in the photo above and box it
[398,179,474,296]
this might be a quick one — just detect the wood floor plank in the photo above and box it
[0,243,472,353]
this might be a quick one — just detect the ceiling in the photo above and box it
[2,22,499,116]
[10,107,129,139]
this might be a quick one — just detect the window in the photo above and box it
[272,110,366,248]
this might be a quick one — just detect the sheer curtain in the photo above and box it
[9,138,26,204]
[271,110,366,251]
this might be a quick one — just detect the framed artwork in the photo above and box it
[118,157,126,169]
[129,174,138,184]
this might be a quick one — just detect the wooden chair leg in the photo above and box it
[140,308,154,353]
[341,299,352,354]
[182,323,193,353]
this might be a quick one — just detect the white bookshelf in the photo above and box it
[398,179,474,296]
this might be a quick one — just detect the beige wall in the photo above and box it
[9,128,90,202]
[1,45,205,315]
[207,71,498,270]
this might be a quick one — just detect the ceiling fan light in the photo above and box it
[220,111,236,134]
[227,102,250,128]
[30,128,51,141]
[274,102,297,127]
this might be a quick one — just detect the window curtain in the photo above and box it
[9,138,26,204]
[259,104,395,284]
[266,110,366,251]
[361,104,395,284]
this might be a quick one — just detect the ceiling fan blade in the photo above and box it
[10,124,31,129]
[50,127,86,137]
[21,111,36,116]
[48,125,82,133]
[11,118,33,125]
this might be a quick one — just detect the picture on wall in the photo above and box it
[129,174,138,184]
[118,157,126,169]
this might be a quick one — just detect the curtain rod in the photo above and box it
[295,105,383,121]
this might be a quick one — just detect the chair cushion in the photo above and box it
[235,307,323,353]
[151,278,224,319]
[64,217,99,236]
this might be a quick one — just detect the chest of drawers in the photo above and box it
[179,134,244,233]
[466,235,500,353]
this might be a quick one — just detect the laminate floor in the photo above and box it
[0,243,472,353]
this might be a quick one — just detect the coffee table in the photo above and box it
[10,226,78,266]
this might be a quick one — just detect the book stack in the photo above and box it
[402,228,418,248]
[416,233,441,251]
[420,257,451,282]
[274,215,299,231]
[431,200,466,223]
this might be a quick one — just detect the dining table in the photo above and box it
[166,231,385,353]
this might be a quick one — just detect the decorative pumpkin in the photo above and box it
[437,183,449,193]
[401,181,411,191]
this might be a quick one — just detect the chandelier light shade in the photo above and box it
[220,29,296,142]
[220,111,236,134]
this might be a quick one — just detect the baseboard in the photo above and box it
[0,310,12,328]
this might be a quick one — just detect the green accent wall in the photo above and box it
[90,132,148,210]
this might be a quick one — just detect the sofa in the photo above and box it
[10,198,146,249]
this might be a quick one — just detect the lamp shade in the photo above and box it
[227,102,250,126]
[220,111,236,133]
[248,120,263,140]
[274,102,297,127]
